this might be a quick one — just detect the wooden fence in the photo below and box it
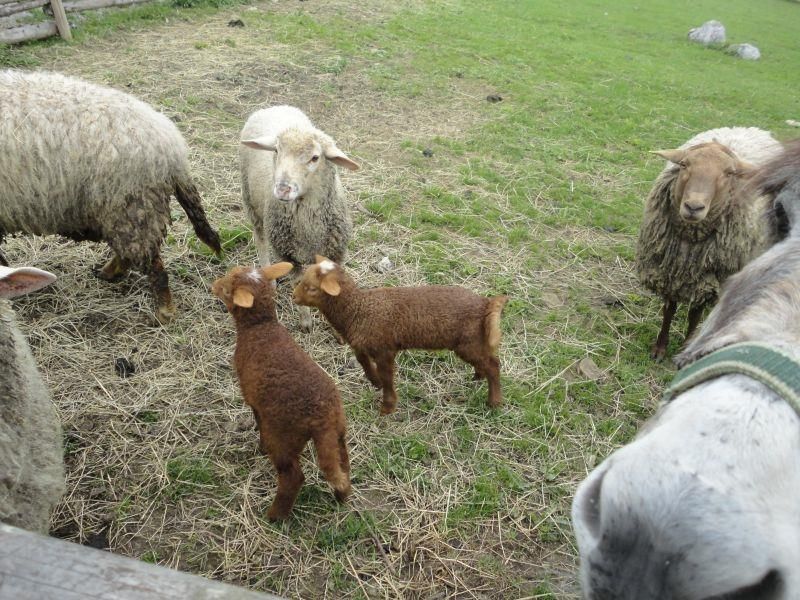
[0,0,150,44]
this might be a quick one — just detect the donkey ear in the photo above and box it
[320,274,341,296]
[652,149,686,164]
[261,262,294,280]
[233,287,255,308]
[242,136,278,152]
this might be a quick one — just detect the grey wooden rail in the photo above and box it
[0,523,284,600]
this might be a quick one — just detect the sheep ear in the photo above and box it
[324,143,359,171]
[261,262,294,280]
[242,136,278,152]
[233,288,255,308]
[320,274,341,296]
[733,159,757,179]
[0,266,56,300]
[652,149,686,164]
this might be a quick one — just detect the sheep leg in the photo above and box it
[266,455,305,521]
[374,351,398,415]
[355,351,382,389]
[252,407,262,434]
[651,299,677,361]
[252,225,272,267]
[0,248,7,267]
[313,427,351,502]
[458,349,503,408]
[147,252,175,324]
[95,253,131,282]
[685,302,706,341]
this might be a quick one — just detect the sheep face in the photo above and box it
[242,129,358,203]
[212,263,293,312]
[293,256,342,307]
[654,142,755,224]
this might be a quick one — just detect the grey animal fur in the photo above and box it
[239,105,357,330]
[0,70,221,321]
[0,269,64,533]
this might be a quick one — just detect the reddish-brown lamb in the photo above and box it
[212,263,351,521]
[293,256,509,415]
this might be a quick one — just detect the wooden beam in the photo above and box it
[0,0,48,19]
[0,20,56,43]
[0,523,284,600]
[60,0,149,11]
[48,0,70,40]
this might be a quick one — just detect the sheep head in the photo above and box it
[242,128,359,203]
[653,142,755,224]
[212,263,293,313]
[293,256,343,307]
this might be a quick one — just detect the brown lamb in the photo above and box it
[212,263,351,521]
[293,256,509,415]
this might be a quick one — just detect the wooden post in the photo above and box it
[48,0,70,40]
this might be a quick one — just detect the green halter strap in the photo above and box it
[663,342,800,417]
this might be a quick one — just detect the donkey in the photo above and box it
[572,140,800,599]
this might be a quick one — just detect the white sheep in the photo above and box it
[239,105,359,330]
[0,265,65,534]
[0,70,222,323]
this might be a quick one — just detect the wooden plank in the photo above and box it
[0,0,48,19]
[0,523,284,600]
[0,19,55,42]
[61,0,149,12]
[47,0,69,39]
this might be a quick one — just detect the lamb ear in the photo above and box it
[261,262,294,280]
[320,275,341,296]
[242,136,278,152]
[652,149,686,164]
[233,288,255,308]
[0,266,56,300]
[315,255,329,264]
[323,142,359,171]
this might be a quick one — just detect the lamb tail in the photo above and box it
[484,295,509,355]
[174,180,222,256]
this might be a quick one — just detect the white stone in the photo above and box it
[688,20,726,45]
[728,43,761,60]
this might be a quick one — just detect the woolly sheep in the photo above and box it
[212,263,351,520]
[0,265,65,533]
[239,105,359,330]
[293,257,508,414]
[0,70,222,323]
[635,126,781,360]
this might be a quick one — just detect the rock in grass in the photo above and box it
[578,357,604,381]
[727,43,760,60]
[688,20,726,45]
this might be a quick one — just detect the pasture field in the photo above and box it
[2,0,799,597]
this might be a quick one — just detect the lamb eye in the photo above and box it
[310,155,320,163]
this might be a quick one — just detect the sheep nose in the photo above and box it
[273,182,294,201]
[683,202,705,214]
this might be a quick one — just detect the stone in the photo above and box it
[577,357,604,381]
[728,43,760,60]
[688,20,726,45]
[375,256,393,273]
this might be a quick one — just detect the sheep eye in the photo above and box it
[724,167,736,176]
[678,161,688,169]
[310,155,320,163]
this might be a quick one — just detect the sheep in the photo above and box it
[293,256,509,415]
[571,141,800,599]
[635,126,781,360]
[212,262,351,521]
[1,265,65,534]
[239,105,359,331]
[0,70,222,323]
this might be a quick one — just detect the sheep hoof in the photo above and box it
[650,345,667,362]
[92,263,128,282]
[267,505,290,522]
[379,402,397,416]
[334,484,352,502]
[155,305,175,324]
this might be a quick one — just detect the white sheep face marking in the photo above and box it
[272,131,324,203]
